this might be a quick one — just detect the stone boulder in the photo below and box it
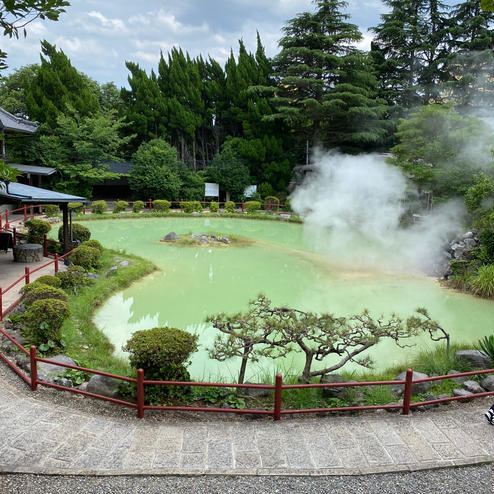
[452,389,473,400]
[462,380,485,394]
[320,374,357,399]
[391,370,431,397]
[37,355,77,376]
[242,383,272,398]
[86,374,121,398]
[455,350,491,369]
[163,232,180,241]
[481,375,494,392]
[447,370,469,384]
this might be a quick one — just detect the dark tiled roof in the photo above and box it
[10,163,57,176]
[0,108,38,134]
[101,161,133,174]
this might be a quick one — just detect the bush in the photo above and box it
[32,275,61,288]
[244,201,261,214]
[68,202,84,214]
[69,245,100,270]
[152,199,171,213]
[478,335,494,365]
[258,182,275,199]
[24,219,51,244]
[470,264,494,298]
[56,265,90,291]
[22,284,68,307]
[209,201,219,213]
[113,200,128,213]
[91,200,107,214]
[123,327,198,403]
[81,239,103,254]
[264,196,280,211]
[132,200,145,213]
[24,299,70,346]
[58,223,91,244]
[180,201,202,213]
[224,201,235,214]
[44,204,60,218]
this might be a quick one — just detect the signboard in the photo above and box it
[244,185,257,198]
[204,182,219,197]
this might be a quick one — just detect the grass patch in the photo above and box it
[60,248,156,376]
[160,232,255,247]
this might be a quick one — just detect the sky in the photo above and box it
[2,0,389,88]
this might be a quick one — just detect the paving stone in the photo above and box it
[432,442,464,459]
[385,444,418,464]
[72,447,109,469]
[355,434,394,465]
[234,451,261,468]
[153,452,180,468]
[412,418,448,443]
[207,439,233,469]
[369,421,405,446]
[121,452,155,469]
[180,452,206,468]
[182,426,207,453]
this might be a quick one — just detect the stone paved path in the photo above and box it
[0,375,492,476]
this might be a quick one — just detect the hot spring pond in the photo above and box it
[85,217,493,381]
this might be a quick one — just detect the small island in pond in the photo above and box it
[160,232,254,247]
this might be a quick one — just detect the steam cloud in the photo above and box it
[291,151,465,275]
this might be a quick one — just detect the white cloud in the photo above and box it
[83,11,129,35]
[128,13,151,25]
[155,10,210,35]
[131,51,162,64]
[354,32,374,51]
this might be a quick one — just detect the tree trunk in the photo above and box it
[225,191,231,202]
[300,351,314,383]
[238,343,250,384]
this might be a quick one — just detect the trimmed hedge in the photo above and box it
[56,265,90,291]
[152,199,171,213]
[32,275,61,288]
[22,284,68,307]
[68,202,84,213]
[24,219,51,244]
[224,201,235,213]
[81,239,103,254]
[58,223,91,244]
[133,200,145,213]
[24,299,70,346]
[44,204,60,218]
[264,196,280,211]
[113,200,128,213]
[69,245,100,270]
[244,201,261,214]
[209,201,219,213]
[180,201,202,213]
[91,200,107,214]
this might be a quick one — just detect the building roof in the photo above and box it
[101,161,133,174]
[0,182,87,204]
[10,163,57,176]
[0,108,38,134]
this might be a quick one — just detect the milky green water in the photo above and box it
[87,217,493,381]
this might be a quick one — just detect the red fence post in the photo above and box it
[241,201,244,212]
[54,254,59,273]
[0,288,3,322]
[24,205,27,220]
[402,368,413,415]
[148,198,152,210]
[4,209,9,229]
[30,346,38,391]
[274,373,283,421]
[13,227,16,246]
[137,368,145,419]
[43,234,48,257]
[24,266,30,285]
[30,206,34,219]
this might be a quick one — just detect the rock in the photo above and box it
[481,375,494,391]
[190,234,200,238]
[320,374,356,399]
[37,372,54,384]
[452,389,473,400]
[463,238,477,249]
[391,371,431,397]
[37,355,77,376]
[15,354,30,372]
[119,260,129,267]
[106,266,118,277]
[163,232,180,241]
[199,236,209,244]
[242,383,272,398]
[86,273,100,279]
[462,380,485,394]
[78,382,88,391]
[437,394,451,402]
[462,231,474,239]
[86,374,121,398]
[385,400,403,413]
[54,377,73,388]
[447,370,469,384]
[455,350,491,369]
[191,212,200,216]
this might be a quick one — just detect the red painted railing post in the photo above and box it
[24,266,30,285]
[0,288,3,322]
[43,234,48,257]
[23,204,27,220]
[4,209,9,229]
[241,201,244,212]
[137,368,145,419]
[30,346,38,391]
[274,373,283,421]
[54,254,59,273]
[268,200,271,211]
[30,206,34,219]
[13,227,16,245]
[402,368,413,415]
[148,198,152,210]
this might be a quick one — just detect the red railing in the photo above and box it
[0,335,490,420]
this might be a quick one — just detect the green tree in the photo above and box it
[0,63,39,116]
[128,139,182,200]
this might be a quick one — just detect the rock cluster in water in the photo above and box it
[161,232,230,245]
[441,230,480,279]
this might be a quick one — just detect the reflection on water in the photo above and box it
[89,218,493,381]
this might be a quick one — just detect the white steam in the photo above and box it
[291,151,465,275]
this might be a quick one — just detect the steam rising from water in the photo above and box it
[291,151,465,275]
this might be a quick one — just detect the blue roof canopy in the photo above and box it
[0,182,87,203]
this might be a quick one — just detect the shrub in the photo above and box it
[244,201,261,214]
[152,199,171,213]
[58,223,91,244]
[123,327,198,403]
[20,281,44,296]
[69,245,100,270]
[24,299,70,346]
[24,219,51,244]
[56,265,90,291]
[209,201,219,213]
[113,200,128,213]
[470,264,494,298]
[258,182,275,199]
[180,201,202,213]
[132,200,145,213]
[44,204,60,218]
[81,239,103,254]
[33,275,61,288]
[91,200,107,214]
[264,196,280,212]
[478,335,494,365]
[68,202,84,214]
[22,284,68,307]
[224,201,235,214]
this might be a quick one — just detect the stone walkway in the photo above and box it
[0,371,492,476]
